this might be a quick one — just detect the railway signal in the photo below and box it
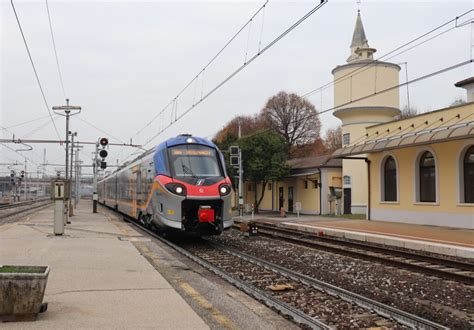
[99,137,108,169]
[99,137,108,147]
[230,146,240,167]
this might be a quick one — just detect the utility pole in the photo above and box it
[75,148,82,208]
[24,160,27,200]
[53,99,81,224]
[43,148,46,178]
[69,132,77,216]
[238,120,244,216]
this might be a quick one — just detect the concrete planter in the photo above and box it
[0,265,49,322]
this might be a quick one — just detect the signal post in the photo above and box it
[93,137,109,213]
[52,99,81,223]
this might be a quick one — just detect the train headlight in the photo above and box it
[219,184,231,196]
[165,183,187,196]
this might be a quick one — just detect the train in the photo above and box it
[98,134,233,235]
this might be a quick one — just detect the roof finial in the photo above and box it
[357,0,361,13]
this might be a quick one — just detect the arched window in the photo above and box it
[383,156,397,201]
[464,146,474,203]
[419,151,436,202]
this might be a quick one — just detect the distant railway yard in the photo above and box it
[0,199,51,224]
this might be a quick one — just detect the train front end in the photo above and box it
[152,135,233,235]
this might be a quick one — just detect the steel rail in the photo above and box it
[212,242,448,330]
[241,223,474,285]
[0,200,52,220]
[103,205,447,329]
[120,216,330,329]
[0,199,50,210]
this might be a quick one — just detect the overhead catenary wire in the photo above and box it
[0,143,40,167]
[130,0,270,140]
[76,117,127,145]
[301,9,473,99]
[21,115,62,139]
[45,0,67,99]
[3,114,52,130]
[1,119,51,162]
[10,0,62,141]
[316,59,472,118]
[138,0,328,151]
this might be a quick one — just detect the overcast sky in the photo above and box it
[1,0,472,176]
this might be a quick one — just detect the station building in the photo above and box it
[243,10,473,229]
[244,155,342,215]
[330,12,473,229]
[333,90,474,229]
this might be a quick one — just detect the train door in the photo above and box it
[136,169,143,205]
[288,187,294,212]
[278,187,284,210]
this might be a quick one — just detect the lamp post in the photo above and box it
[53,99,81,223]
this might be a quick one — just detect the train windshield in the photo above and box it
[168,145,222,178]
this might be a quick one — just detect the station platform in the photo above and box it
[235,214,474,259]
[0,202,208,329]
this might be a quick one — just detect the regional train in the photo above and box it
[97,134,233,235]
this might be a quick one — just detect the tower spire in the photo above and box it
[347,9,375,63]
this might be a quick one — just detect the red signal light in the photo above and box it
[99,138,108,146]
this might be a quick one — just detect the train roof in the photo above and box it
[156,135,217,151]
[100,135,217,180]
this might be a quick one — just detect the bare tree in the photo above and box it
[261,91,321,147]
[450,98,466,106]
[324,125,342,152]
[213,114,265,144]
[396,105,418,120]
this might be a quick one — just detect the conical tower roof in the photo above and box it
[347,11,373,63]
[350,11,369,48]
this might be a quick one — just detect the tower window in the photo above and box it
[304,180,308,189]
[343,133,350,146]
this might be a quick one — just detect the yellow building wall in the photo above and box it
[243,181,273,211]
[333,62,400,109]
[243,175,331,214]
[369,138,474,228]
[294,175,320,214]
[258,182,273,210]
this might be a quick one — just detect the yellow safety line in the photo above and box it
[132,240,237,329]
[179,282,239,330]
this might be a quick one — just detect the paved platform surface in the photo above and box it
[0,202,208,329]
[237,214,474,259]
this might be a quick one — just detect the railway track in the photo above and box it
[121,214,447,329]
[0,199,52,221]
[239,222,474,285]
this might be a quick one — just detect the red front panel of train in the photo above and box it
[198,208,215,223]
